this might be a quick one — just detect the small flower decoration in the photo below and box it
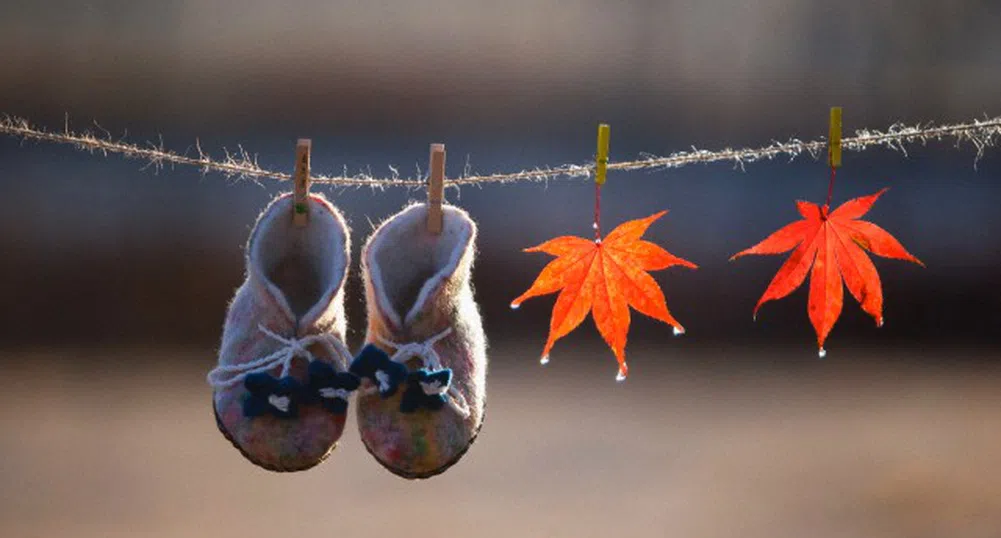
[349,344,408,398]
[400,368,452,414]
[307,361,361,414]
[243,372,303,419]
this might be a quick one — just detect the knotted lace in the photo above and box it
[207,324,352,389]
[369,328,471,418]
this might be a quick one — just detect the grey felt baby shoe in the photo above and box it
[351,202,487,479]
[207,192,358,472]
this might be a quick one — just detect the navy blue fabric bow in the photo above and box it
[400,368,453,414]
[349,344,409,398]
[243,372,303,419]
[306,361,360,414]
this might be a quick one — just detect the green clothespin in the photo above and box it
[596,123,610,185]
[828,107,842,169]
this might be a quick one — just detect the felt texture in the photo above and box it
[357,202,488,479]
[211,192,352,472]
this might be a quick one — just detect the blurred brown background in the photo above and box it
[1,1,1000,536]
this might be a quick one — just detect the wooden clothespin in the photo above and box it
[427,143,446,234]
[293,138,311,227]
[595,123,610,185]
[828,107,842,169]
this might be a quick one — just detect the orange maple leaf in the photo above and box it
[511,211,697,379]
[731,188,923,355]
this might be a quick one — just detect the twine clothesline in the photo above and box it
[1,114,999,189]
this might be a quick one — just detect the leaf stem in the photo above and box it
[824,166,837,211]
[594,182,602,241]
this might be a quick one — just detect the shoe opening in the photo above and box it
[367,204,473,326]
[250,195,349,320]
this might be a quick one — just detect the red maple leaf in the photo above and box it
[511,211,696,379]
[731,188,923,355]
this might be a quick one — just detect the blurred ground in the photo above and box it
[2,344,999,538]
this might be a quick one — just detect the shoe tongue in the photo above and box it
[253,251,336,332]
[270,252,324,318]
[372,263,448,335]
[401,280,448,335]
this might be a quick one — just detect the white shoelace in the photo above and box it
[207,324,352,390]
[367,328,471,418]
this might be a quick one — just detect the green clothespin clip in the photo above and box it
[596,123,610,185]
[828,107,842,169]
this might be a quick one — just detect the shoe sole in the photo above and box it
[213,399,336,473]
[360,403,487,480]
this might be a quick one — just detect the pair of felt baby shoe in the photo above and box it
[207,193,487,478]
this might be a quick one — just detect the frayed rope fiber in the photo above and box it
[2,114,999,189]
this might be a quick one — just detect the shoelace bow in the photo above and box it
[207,324,352,389]
[372,328,471,418]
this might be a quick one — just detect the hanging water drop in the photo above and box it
[615,369,627,382]
[877,317,884,328]
[673,326,684,336]
[592,222,599,230]
[539,355,550,366]
[510,302,520,310]
[818,348,827,359]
